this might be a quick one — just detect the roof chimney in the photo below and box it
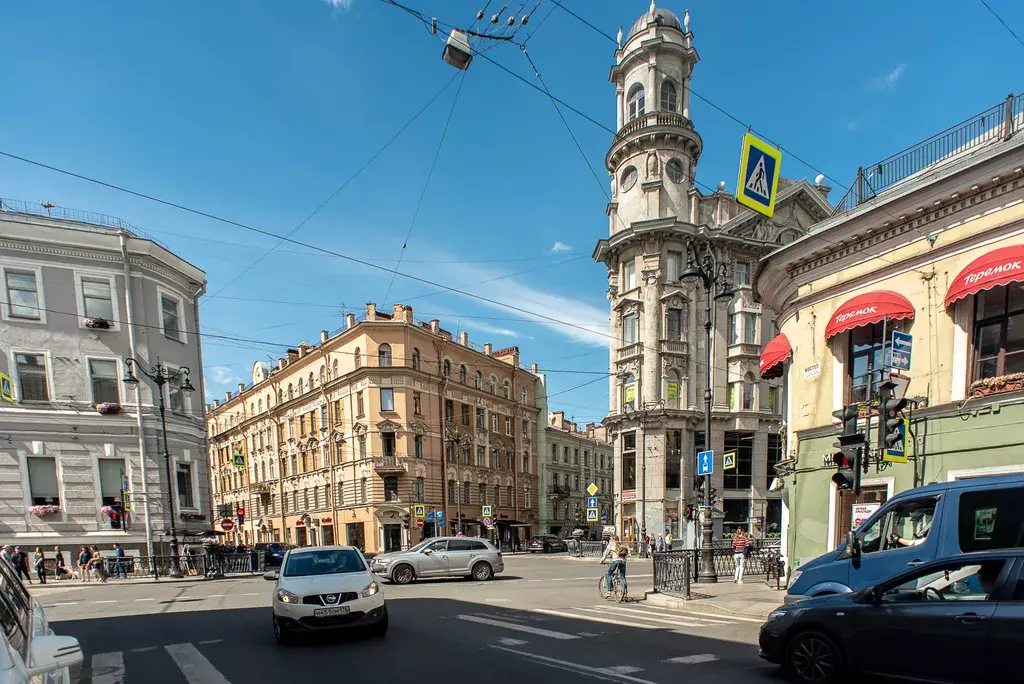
[459,331,469,347]
[237,383,246,395]
[484,343,492,356]
[346,313,356,329]
[277,358,286,371]
[429,319,440,333]
[366,303,377,321]
[213,399,220,408]
[531,363,538,374]
[225,391,233,402]
[403,306,414,324]
[320,330,329,344]
[286,349,298,363]
[393,303,404,319]
[297,344,308,358]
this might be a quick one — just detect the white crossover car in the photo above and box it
[265,546,387,644]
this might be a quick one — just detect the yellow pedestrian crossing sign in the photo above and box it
[482,505,492,518]
[736,132,782,218]
[723,451,737,470]
[0,373,13,403]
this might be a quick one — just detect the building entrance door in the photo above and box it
[383,524,402,552]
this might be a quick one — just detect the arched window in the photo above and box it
[666,158,685,183]
[411,348,421,371]
[308,372,314,390]
[666,370,682,409]
[475,371,483,390]
[621,373,636,410]
[278,389,283,404]
[503,381,510,399]
[521,387,527,404]
[288,384,294,399]
[297,378,304,394]
[660,80,677,112]
[490,377,497,394]
[354,348,361,368]
[459,364,467,385]
[627,84,645,121]
[332,359,338,378]
[443,359,451,377]
[258,398,263,413]
[378,344,392,367]
[743,372,755,411]
[319,366,326,385]
[250,403,254,415]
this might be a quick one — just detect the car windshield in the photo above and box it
[407,539,435,553]
[283,549,365,577]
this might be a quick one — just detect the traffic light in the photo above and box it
[878,380,908,453]
[831,403,864,492]
[237,506,245,526]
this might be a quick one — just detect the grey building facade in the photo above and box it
[539,412,613,536]
[593,6,831,544]
[0,200,210,555]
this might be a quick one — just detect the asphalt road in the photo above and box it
[39,553,779,684]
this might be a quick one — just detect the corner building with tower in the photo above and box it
[594,5,831,544]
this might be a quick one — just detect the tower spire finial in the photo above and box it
[616,25,622,47]
[684,9,690,31]
[650,0,656,13]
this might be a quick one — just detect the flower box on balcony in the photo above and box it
[100,505,116,517]
[96,402,122,415]
[28,505,61,517]
[83,317,112,329]
[970,372,1024,397]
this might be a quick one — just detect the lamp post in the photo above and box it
[444,427,467,535]
[121,358,195,578]
[679,241,735,583]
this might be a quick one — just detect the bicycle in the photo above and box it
[598,565,627,603]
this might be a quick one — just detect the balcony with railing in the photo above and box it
[660,338,688,356]
[616,342,643,362]
[832,93,1024,216]
[548,484,571,498]
[373,454,408,473]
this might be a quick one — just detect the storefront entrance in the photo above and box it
[383,524,402,552]
[346,522,365,551]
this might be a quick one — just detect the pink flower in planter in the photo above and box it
[28,505,60,516]
[95,402,122,415]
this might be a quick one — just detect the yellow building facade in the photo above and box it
[757,96,1024,567]
[206,303,543,554]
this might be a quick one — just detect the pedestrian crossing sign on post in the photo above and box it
[586,508,598,522]
[482,505,492,518]
[232,452,245,470]
[735,132,782,218]
[883,417,910,464]
[723,451,737,471]
[0,373,13,403]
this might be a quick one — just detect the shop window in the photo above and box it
[723,432,752,489]
[665,430,681,488]
[766,433,783,489]
[972,284,1024,381]
[621,432,637,491]
[848,322,896,404]
[723,499,750,536]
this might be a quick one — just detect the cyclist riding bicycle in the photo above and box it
[600,535,629,597]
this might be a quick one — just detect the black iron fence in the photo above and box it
[41,552,262,581]
[652,550,692,598]
[651,539,784,590]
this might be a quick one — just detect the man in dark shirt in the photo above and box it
[11,546,31,583]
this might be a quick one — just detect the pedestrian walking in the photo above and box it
[78,546,92,582]
[732,530,750,584]
[53,546,71,581]
[665,531,673,551]
[1,545,13,571]
[655,534,665,553]
[11,546,31,583]
[33,547,46,584]
[90,546,107,583]
[112,544,127,579]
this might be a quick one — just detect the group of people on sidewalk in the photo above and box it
[1,543,130,584]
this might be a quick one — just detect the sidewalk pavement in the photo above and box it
[29,573,262,589]
[644,579,785,620]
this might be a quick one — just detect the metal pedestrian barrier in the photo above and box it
[652,551,691,598]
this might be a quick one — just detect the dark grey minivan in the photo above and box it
[786,473,1024,603]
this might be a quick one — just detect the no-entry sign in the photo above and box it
[221,518,235,531]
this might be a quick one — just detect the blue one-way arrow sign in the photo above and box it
[890,331,912,371]
[697,450,714,476]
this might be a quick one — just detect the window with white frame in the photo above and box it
[665,251,682,284]
[623,260,636,291]
[380,388,395,412]
[168,372,187,414]
[15,353,49,401]
[88,359,120,404]
[27,456,60,506]
[176,462,194,508]
[80,276,115,323]
[160,292,185,342]
[98,458,126,506]
[623,314,637,345]
[735,261,751,287]
[4,268,42,320]
[743,312,758,344]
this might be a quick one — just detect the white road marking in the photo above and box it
[240,592,259,596]
[588,604,733,626]
[165,642,231,684]
[134,598,155,602]
[531,608,660,630]
[528,579,543,583]
[491,646,657,684]
[198,639,223,645]
[95,600,117,604]
[574,577,590,580]
[608,666,643,674]
[551,578,565,581]
[498,637,528,646]
[91,651,125,684]
[456,614,580,640]
[131,647,158,653]
[664,654,720,665]
[573,607,704,628]
[54,601,79,606]
[641,603,765,623]
[204,594,225,598]
[485,598,511,603]
[577,632,603,637]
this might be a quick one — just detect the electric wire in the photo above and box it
[978,0,1024,49]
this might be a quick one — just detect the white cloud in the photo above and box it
[461,319,529,339]
[871,63,906,91]
[209,365,243,386]
[551,241,573,253]
[323,0,353,7]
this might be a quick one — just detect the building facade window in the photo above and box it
[413,391,422,415]
[521,387,527,404]
[5,269,41,319]
[621,432,637,491]
[627,84,645,121]
[734,261,750,287]
[356,391,364,417]
[414,435,423,458]
[411,348,420,370]
[660,80,677,112]
[444,399,453,423]
[622,314,637,345]
[81,276,114,322]
[973,284,1024,380]
[384,476,399,502]
[378,344,392,367]
[354,348,361,368]
[666,158,685,183]
[160,293,184,342]
[27,456,59,506]
[723,432,753,490]
[461,482,470,505]
[89,359,119,405]
[768,386,780,413]
[743,372,755,410]
[176,463,194,508]
[666,308,683,342]
[767,433,783,489]
[443,360,451,377]
[623,260,636,291]
[666,369,682,409]
[476,407,485,429]
[414,477,425,502]
[448,480,456,504]
[475,371,483,390]
[459,365,467,385]
[622,372,636,409]
[743,312,758,344]
[848,323,895,404]
[15,353,49,402]
[461,403,470,425]
[380,388,395,412]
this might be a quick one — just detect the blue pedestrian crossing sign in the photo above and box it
[736,132,782,218]
[587,496,598,509]
[883,417,910,464]
[697,450,714,476]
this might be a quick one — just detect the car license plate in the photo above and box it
[313,606,350,618]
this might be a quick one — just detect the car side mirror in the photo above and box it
[846,530,860,559]
[263,570,279,581]
[25,635,83,676]
[423,549,432,555]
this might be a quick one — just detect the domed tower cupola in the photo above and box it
[606,2,701,233]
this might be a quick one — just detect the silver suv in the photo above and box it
[370,537,504,584]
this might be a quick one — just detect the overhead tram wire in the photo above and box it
[206,71,461,301]
[978,0,1024,49]
[382,72,467,306]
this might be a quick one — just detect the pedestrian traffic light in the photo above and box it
[878,379,908,451]
[831,449,857,490]
[831,403,864,492]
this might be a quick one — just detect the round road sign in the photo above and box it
[482,516,493,527]
[221,518,235,531]
[414,518,425,529]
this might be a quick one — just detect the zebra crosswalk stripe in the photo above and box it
[90,651,125,684]
[165,643,232,684]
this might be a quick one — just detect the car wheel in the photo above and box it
[391,564,415,585]
[366,607,389,637]
[472,562,493,581]
[785,630,843,684]
[273,617,291,646]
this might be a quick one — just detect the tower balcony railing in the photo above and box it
[616,342,643,362]
[614,111,692,141]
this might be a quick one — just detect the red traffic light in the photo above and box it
[237,507,245,516]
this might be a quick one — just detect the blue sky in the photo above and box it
[2,0,1023,424]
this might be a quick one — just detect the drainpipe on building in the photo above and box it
[434,342,450,537]
[120,232,155,563]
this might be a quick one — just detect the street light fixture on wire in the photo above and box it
[679,241,735,584]
[121,358,195,578]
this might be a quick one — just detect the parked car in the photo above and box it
[527,535,568,553]
[255,542,294,567]
[786,473,1024,603]
[760,550,1024,683]
[370,537,503,584]
[0,553,84,683]
[264,545,387,644]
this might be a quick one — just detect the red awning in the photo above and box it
[824,291,915,339]
[759,333,791,379]
[944,245,1024,307]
